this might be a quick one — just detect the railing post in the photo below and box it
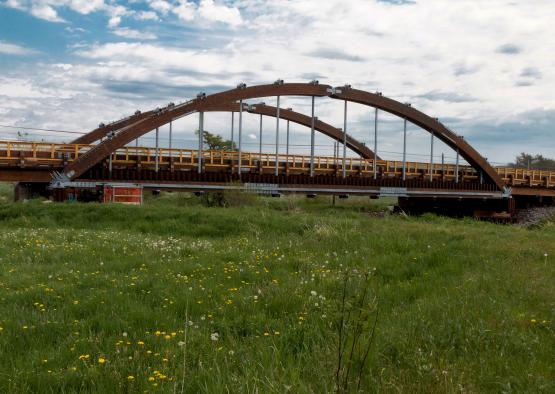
[169,120,173,158]
[275,96,280,176]
[310,96,315,177]
[286,118,290,160]
[429,131,434,182]
[238,100,243,175]
[198,112,204,174]
[455,148,460,183]
[343,99,347,178]
[373,108,378,180]
[441,152,445,181]
[259,114,263,157]
[402,118,407,181]
[231,111,235,148]
[155,127,159,173]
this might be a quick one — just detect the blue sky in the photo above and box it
[0,0,554,165]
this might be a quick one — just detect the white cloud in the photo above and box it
[0,41,39,55]
[108,15,121,28]
[171,0,242,26]
[136,10,159,21]
[111,28,157,40]
[4,0,26,11]
[149,0,172,15]
[197,0,242,26]
[173,0,195,21]
[30,3,65,22]
[67,0,104,14]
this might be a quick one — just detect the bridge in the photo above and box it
[2,81,554,216]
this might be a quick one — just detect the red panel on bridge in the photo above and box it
[103,186,143,205]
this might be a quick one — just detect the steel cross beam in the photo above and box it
[60,82,502,190]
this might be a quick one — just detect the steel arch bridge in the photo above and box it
[2,81,555,215]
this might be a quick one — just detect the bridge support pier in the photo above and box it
[14,182,49,201]
[398,196,516,219]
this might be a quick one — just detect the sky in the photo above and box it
[0,0,554,165]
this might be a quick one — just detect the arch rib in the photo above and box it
[330,87,504,189]
[61,83,503,191]
[72,110,155,145]
[202,102,378,160]
[72,101,378,160]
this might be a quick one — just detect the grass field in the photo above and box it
[0,183,553,393]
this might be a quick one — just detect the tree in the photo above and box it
[195,130,236,151]
[510,152,555,169]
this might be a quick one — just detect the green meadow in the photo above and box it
[0,183,553,393]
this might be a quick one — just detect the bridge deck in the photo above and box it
[1,140,555,197]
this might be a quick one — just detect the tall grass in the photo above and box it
[0,189,553,392]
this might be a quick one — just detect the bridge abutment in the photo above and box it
[398,196,516,219]
[13,182,49,202]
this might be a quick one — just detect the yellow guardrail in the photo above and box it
[0,139,554,186]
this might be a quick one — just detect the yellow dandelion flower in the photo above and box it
[127,375,135,381]
[78,354,90,361]
[263,332,270,336]
[98,357,106,364]
[137,341,145,345]
[148,377,155,382]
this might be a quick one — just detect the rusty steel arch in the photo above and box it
[73,101,378,160]
[204,102,378,159]
[72,110,155,145]
[61,82,504,190]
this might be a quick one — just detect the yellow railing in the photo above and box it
[1,139,554,185]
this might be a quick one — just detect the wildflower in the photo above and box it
[73,300,79,305]
[178,341,186,347]
[127,375,135,381]
[164,335,171,340]
[531,319,537,324]
[148,377,155,382]
[274,331,280,335]
[210,332,219,341]
[78,354,90,361]
[263,332,270,336]
[98,357,106,364]
[137,341,144,345]
[310,290,317,296]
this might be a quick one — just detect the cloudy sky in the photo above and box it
[0,0,554,165]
